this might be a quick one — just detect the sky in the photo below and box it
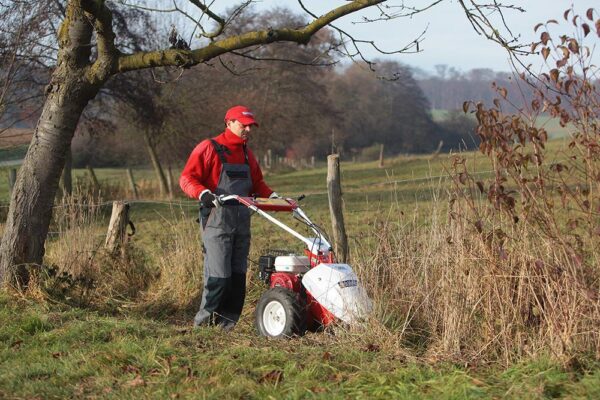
[255,0,599,74]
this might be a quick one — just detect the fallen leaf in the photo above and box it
[11,340,23,349]
[322,351,332,361]
[123,375,145,388]
[259,370,284,384]
[364,343,380,352]
[122,365,140,374]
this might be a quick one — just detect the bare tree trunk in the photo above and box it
[0,5,102,286]
[126,168,139,199]
[61,146,72,196]
[166,165,175,199]
[143,130,169,197]
[86,165,100,193]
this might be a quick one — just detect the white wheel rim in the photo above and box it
[263,300,287,336]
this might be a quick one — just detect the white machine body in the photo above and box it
[302,263,372,323]
[274,255,310,274]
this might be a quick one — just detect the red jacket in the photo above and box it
[179,129,273,199]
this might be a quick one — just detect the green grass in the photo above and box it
[431,109,571,139]
[1,291,598,399]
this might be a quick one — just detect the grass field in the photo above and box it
[431,109,572,139]
[1,136,598,399]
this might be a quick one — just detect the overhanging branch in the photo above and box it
[116,0,385,73]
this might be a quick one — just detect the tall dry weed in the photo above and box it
[348,9,600,364]
[135,207,203,316]
[43,191,152,305]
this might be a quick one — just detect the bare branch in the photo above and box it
[117,0,385,73]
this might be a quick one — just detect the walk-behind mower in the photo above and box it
[218,194,372,338]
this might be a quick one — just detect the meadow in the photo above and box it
[1,136,599,399]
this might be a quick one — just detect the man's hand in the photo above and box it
[200,190,221,207]
[269,192,280,199]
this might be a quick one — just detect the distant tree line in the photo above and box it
[415,65,528,111]
[2,6,481,169]
[66,9,479,168]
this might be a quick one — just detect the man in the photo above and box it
[180,105,277,330]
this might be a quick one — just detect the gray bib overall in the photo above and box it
[194,140,253,327]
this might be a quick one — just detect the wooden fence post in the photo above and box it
[378,144,385,168]
[86,165,100,192]
[311,156,315,168]
[267,149,272,168]
[8,168,17,195]
[105,201,130,254]
[126,168,139,199]
[327,154,349,263]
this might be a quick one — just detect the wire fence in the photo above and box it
[0,167,500,211]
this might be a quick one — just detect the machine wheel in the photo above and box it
[255,287,306,338]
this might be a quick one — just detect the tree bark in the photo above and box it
[61,145,72,196]
[143,130,169,197]
[0,2,103,286]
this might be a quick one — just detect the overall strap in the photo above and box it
[242,144,249,165]
[209,139,228,164]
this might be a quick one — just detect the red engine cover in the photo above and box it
[269,272,302,292]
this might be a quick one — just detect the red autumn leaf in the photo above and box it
[541,47,551,61]
[534,22,544,32]
[499,87,508,98]
[596,19,600,37]
[531,42,540,53]
[540,31,550,45]
[547,19,558,25]
[582,23,591,36]
[550,69,559,82]
[586,8,594,20]
[572,15,579,26]
[564,9,571,21]
[565,80,574,94]
[568,39,580,54]
[259,370,284,384]
[556,59,568,68]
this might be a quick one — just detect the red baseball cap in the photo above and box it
[224,105,258,127]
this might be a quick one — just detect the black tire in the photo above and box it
[255,287,306,338]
